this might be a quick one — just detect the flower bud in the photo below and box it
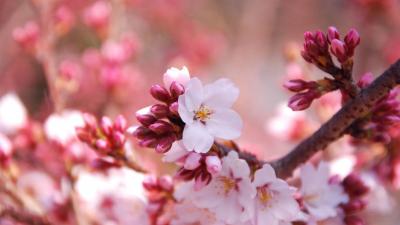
[112,131,125,148]
[341,199,367,214]
[155,135,175,153]
[83,0,111,29]
[150,104,169,118]
[95,139,110,153]
[315,31,327,49]
[100,116,113,136]
[343,173,369,197]
[136,114,157,126]
[158,176,173,191]
[303,31,313,41]
[114,115,127,131]
[283,79,310,92]
[344,216,365,225]
[170,81,185,98]
[150,85,171,103]
[163,66,190,88]
[301,50,313,63]
[148,120,173,134]
[184,152,202,170]
[169,102,179,115]
[357,72,373,89]
[129,126,154,139]
[327,26,340,42]
[344,29,360,48]
[205,155,222,174]
[83,113,98,130]
[76,127,92,143]
[330,39,347,62]
[143,175,159,191]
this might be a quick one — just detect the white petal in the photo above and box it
[223,151,250,178]
[184,78,204,112]
[206,108,242,140]
[0,92,27,134]
[162,141,189,162]
[182,122,214,153]
[253,164,277,187]
[203,78,239,108]
[178,96,194,124]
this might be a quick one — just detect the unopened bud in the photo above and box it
[150,104,169,118]
[205,155,222,174]
[150,85,171,103]
[184,152,202,170]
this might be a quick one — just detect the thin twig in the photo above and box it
[0,205,52,225]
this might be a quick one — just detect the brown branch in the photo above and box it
[271,59,400,179]
[0,206,52,225]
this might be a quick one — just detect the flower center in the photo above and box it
[194,105,213,122]
[219,176,236,194]
[257,186,273,205]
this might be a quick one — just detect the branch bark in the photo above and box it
[271,59,400,179]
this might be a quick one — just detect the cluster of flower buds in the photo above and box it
[301,27,360,71]
[131,68,190,153]
[12,21,40,51]
[285,78,336,111]
[76,113,127,157]
[175,151,222,190]
[340,173,369,225]
[142,175,174,224]
[347,73,400,143]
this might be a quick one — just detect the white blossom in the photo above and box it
[0,92,27,134]
[178,78,242,153]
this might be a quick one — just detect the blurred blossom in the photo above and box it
[12,21,40,50]
[83,0,111,31]
[361,173,395,214]
[0,93,28,135]
[75,167,149,225]
[44,110,84,145]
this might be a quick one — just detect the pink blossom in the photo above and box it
[44,110,85,145]
[83,0,111,29]
[163,66,191,88]
[0,93,27,135]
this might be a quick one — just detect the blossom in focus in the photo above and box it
[252,164,305,225]
[183,151,255,224]
[178,78,242,153]
[299,162,349,221]
[0,93,28,135]
[163,66,191,88]
[44,110,85,145]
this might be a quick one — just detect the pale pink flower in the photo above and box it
[185,151,255,224]
[163,66,191,88]
[252,164,305,225]
[178,78,242,153]
[44,110,85,145]
[0,93,27,134]
[299,162,349,221]
[0,133,12,163]
[12,21,40,49]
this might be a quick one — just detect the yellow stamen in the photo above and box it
[219,176,236,194]
[194,105,212,122]
[257,187,272,204]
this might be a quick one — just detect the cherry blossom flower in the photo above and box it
[163,66,191,88]
[0,93,28,135]
[300,162,349,221]
[178,78,243,153]
[183,151,255,224]
[252,164,305,225]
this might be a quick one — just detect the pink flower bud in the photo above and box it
[176,167,196,180]
[344,29,360,48]
[100,116,113,136]
[163,66,190,88]
[155,135,175,153]
[143,175,159,191]
[95,139,110,152]
[205,155,222,174]
[83,113,97,129]
[315,31,327,49]
[341,199,366,214]
[59,60,81,80]
[150,85,171,103]
[330,39,347,62]
[148,120,173,134]
[76,127,92,143]
[169,102,179,115]
[304,39,319,56]
[114,115,127,131]
[136,114,157,126]
[283,79,310,92]
[303,31,314,41]
[129,126,154,139]
[170,81,185,98]
[91,158,119,170]
[184,152,202,170]
[357,72,374,89]
[150,104,169,118]
[327,26,340,42]
[101,41,126,64]
[139,138,158,148]
[343,173,369,197]
[112,131,125,148]
[288,91,319,111]
[83,0,111,29]
[158,176,173,191]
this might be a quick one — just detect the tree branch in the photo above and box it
[271,59,400,179]
[0,206,52,225]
